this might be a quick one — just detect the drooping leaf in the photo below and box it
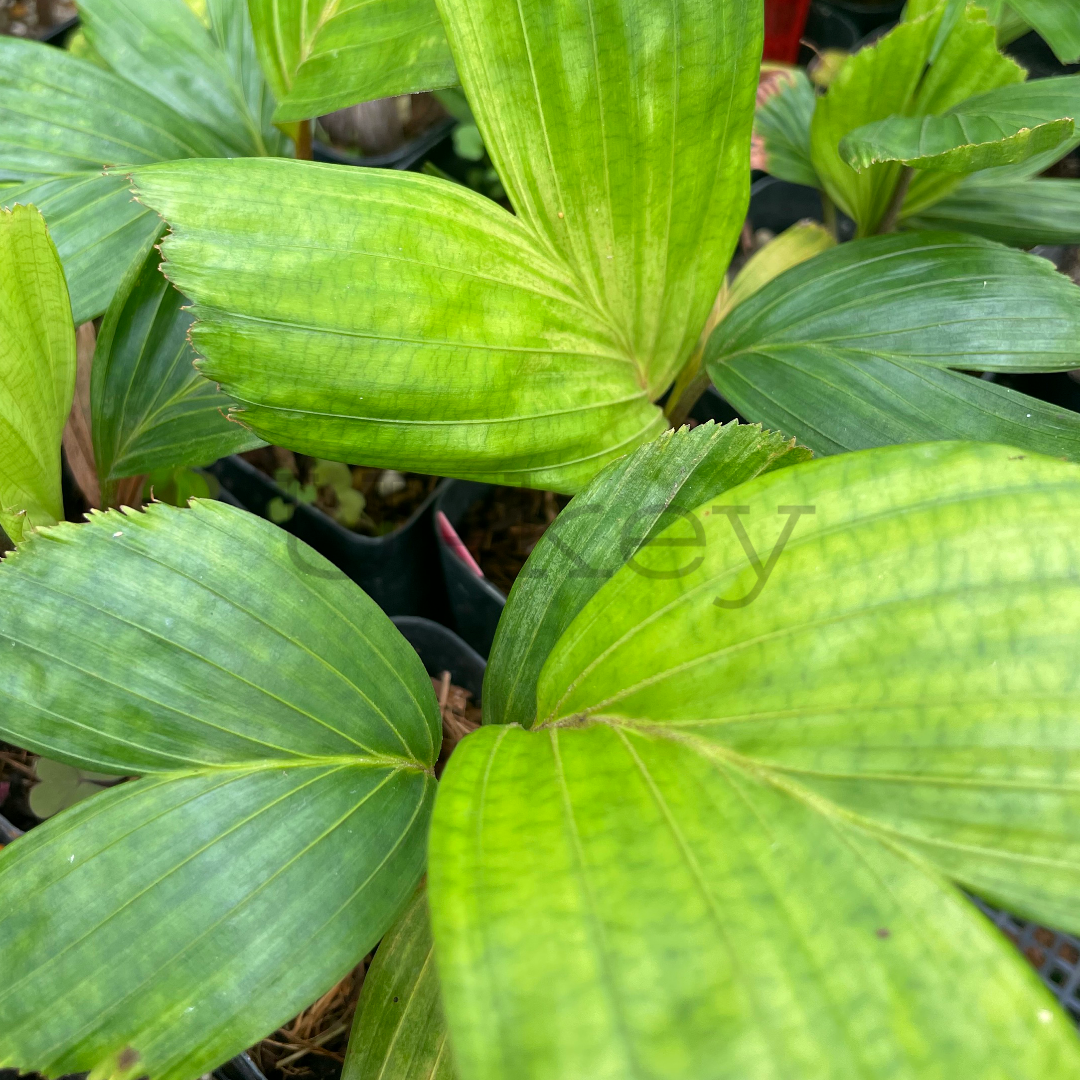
[91,234,263,487]
[0,206,75,544]
[430,441,1080,1080]
[78,0,285,157]
[485,422,810,729]
[0,500,438,1080]
[905,177,1080,245]
[840,112,1073,174]
[753,68,820,188]
[343,886,454,1080]
[810,8,1024,234]
[0,2,286,320]
[436,0,763,398]
[912,74,1080,187]
[705,231,1080,458]
[1008,0,1080,63]
[130,158,666,494]
[0,175,161,326]
[248,0,458,123]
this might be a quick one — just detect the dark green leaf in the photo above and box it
[0,174,161,326]
[810,8,1024,233]
[753,68,820,188]
[906,177,1080,245]
[78,0,285,157]
[91,235,263,485]
[1008,0,1080,63]
[705,232,1080,458]
[485,422,810,729]
[431,441,1080,1079]
[939,74,1080,185]
[840,113,1073,174]
[248,0,458,123]
[343,887,453,1080]
[0,37,226,181]
[0,500,438,1080]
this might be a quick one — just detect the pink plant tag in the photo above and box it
[436,510,484,578]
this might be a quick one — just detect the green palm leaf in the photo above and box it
[0,501,438,1080]
[430,439,1080,1079]
[0,205,75,543]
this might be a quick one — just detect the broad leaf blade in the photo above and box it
[430,441,1080,1079]
[810,9,1024,233]
[131,158,666,493]
[91,236,263,484]
[0,500,440,772]
[0,500,439,1080]
[438,0,763,396]
[906,178,1080,245]
[79,0,279,158]
[753,68,820,188]
[0,206,75,543]
[1009,0,1080,63]
[840,113,1073,174]
[485,422,810,729]
[249,0,458,123]
[1,174,161,325]
[0,38,226,182]
[537,442,1080,933]
[343,887,453,1080]
[1,764,432,1080]
[705,232,1080,458]
[206,0,287,151]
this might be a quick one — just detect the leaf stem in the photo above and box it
[666,370,712,429]
[296,119,313,161]
[876,165,914,235]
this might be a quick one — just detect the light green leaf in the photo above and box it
[0,206,75,545]
[721,222,835,318]
[248,0,458,123]
[78,0,284,158]
[706,231,1080,458]
[0,38,226,181]
[430,441,1080,1080]
[91,234,263,487]
[753,68,820,188]
[1008,0,1080,63]
[905,177,1080,245]
[840,113,1073,174]
[0,174,161,326]
[485,422,810,730]
[810,8,1024,234]
[438,0,762,397]
[0,500,438,1080]
[343,886,454,1080]
[130,158,667,494]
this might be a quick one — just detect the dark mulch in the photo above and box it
[458,487,570,594]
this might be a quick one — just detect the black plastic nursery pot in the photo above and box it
[802,0,861,53]
[433,481,508,658]
[314,117,457,173]
[813,0,903,36]
[391,615,486,704]
[209,455,449,620]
